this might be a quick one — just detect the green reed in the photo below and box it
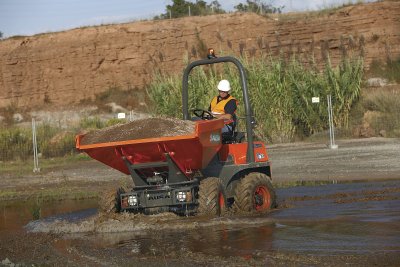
[146,53,364,143]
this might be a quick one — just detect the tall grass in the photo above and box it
[0,124,75,161]
[146,53,363,143]
[0,127,33,161]
[324,56,363,128]
[0,117,122,162]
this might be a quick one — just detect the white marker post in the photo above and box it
[327,95,338,149]
[32,118,40,173]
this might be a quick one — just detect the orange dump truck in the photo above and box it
[76,51,276,216]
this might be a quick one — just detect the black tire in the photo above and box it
[234,172,276,213]
[115,187,125,212]
[198,177,227,216]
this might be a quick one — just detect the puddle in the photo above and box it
[0,199,97,231]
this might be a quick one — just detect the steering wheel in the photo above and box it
[192,109,215,120]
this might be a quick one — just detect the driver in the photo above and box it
[209,79,237,134]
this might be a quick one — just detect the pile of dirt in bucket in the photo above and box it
[80,117,195,145]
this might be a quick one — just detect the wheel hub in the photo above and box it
[254,194,264,206]
[254,185,271,211]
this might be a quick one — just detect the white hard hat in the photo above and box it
[217,79,231,92]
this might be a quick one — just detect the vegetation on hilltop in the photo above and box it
[154,0,282,19]
[234,0,283,13]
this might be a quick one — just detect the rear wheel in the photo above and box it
[234,172,276,213]
[198,177,227,216]
[115,187,125,212]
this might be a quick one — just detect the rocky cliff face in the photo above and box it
[0,1,399,110]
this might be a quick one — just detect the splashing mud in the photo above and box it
[26,210,276,234]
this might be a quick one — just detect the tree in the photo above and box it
[191,0,225,15]
[155,0,225,20]
[168,0,189,18]
[208,0,225,14]
[0,31,3,39]
[234,0,283,14]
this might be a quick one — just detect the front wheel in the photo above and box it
[234,172,276,213]
[198,177,227,216]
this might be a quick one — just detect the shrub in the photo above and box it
[367,57,400,83]
[79,117,105,129]
[362,90,400,137]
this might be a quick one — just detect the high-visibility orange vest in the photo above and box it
[210,95,237,124]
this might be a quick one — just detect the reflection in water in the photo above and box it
[93,222,275,259]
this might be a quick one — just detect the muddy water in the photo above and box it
[0,199,97,231]
[4,180,400,263]
[88,180,400,259]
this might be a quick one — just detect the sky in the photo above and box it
[0,0,375,38]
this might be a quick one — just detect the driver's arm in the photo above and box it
[209,103,229,119]
[214,113,232,120]
[215,99,236,120]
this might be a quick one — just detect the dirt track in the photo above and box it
[268,137,400,182]
[1,137,400,266]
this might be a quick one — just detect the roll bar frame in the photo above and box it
[181,56,255,163]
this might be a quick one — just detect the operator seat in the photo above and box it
[221,122,245,144]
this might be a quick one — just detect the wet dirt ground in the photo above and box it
[1,137,400,266]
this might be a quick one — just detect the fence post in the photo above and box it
[32,118,40,172]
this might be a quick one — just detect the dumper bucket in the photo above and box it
[76,119,224,175]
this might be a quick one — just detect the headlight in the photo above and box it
[128,195,138,206]
[256,153,265,160]
[176,191,187,202]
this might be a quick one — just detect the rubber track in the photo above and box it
[234,172,276,212]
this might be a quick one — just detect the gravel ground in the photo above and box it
[268,137,400,182]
